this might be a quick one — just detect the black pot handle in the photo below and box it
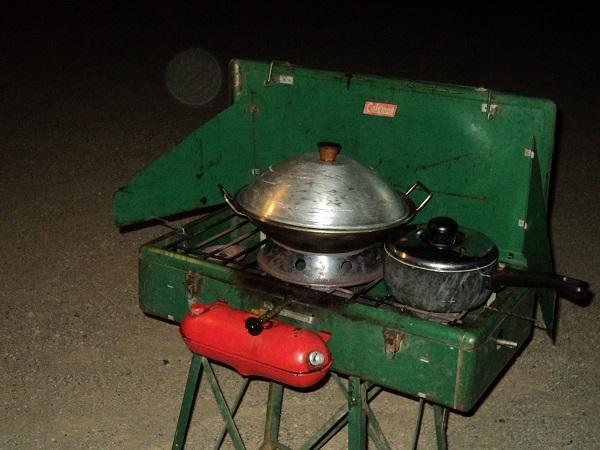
[490,268,589,301]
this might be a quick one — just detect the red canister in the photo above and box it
[180,301,332,388]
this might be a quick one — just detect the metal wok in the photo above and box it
[220,142,431,253]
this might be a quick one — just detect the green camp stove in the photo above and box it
[114,60,565,449]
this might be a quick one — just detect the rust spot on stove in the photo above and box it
[184,271,202,303]
[383,328,404,359]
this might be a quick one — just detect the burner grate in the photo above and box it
[161,208,468,325]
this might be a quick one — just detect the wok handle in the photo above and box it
[218,184,248,218]
[404,181,433,212]
[490,268,589,301]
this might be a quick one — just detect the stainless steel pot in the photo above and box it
[220,142,431,253]
[384,217,589,312]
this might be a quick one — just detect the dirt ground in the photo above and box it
[1,6,598,450]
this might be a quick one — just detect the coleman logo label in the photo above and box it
[363,101,397,118]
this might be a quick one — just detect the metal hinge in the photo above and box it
[481,90,498,119]
[524,135,537,159]
[232,62,242,97]
[265,61,295,86]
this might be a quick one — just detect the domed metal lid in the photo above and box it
[234,142,417,232]
[384,217,499,272]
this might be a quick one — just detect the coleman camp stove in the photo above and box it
[113,60,588,449]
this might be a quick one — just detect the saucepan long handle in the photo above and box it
[489,268,589,301]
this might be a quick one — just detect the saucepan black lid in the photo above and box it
[384,217,499,272]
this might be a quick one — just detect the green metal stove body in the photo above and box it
[114,59,557,413]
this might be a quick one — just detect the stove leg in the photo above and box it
[347,376,367,450]
[172,354,203,450]
[215,378,250,448]
[260,382,284,450]
[433,404,449,450]
[410,398,426,450]
[409,400,448,450]
[202,357,245,448]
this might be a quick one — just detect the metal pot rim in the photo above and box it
[238,192,418,233]
[384,218,500,271]
[384,244,499,273]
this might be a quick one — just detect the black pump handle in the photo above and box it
[244,298,292,336]
[245,317,265,336]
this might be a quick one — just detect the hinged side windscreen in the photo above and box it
[114,59,556,269]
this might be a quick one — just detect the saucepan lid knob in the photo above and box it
[421,217,459,248]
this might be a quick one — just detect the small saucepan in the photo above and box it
[383,217,589,313]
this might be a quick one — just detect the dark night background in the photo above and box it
[4,3,598,181]
[2,3,598,449]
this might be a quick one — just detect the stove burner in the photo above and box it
[257,239,383,288]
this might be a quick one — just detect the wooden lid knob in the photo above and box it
[318,142,341,162]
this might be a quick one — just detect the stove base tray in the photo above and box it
[138,209,536,412]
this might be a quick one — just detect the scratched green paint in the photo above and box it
[114,59,555,271]
[138,228,534,411]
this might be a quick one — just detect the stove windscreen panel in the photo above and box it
[114,59,556,273]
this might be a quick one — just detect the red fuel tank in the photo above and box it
[180,301,332,388]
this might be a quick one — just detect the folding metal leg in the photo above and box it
[260,382,284,450]
[172,361,449,450]
[215,378,251,448]
[202,358,245,449]
[433,404,449,450]
[410,398,426,450]
[410,399,449,450]
[364,395,393,450]
[299,402,348,450]
[172,355,248,450]
[299,374,391,450]
[347,376,367,450]
[173,354,203,450]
